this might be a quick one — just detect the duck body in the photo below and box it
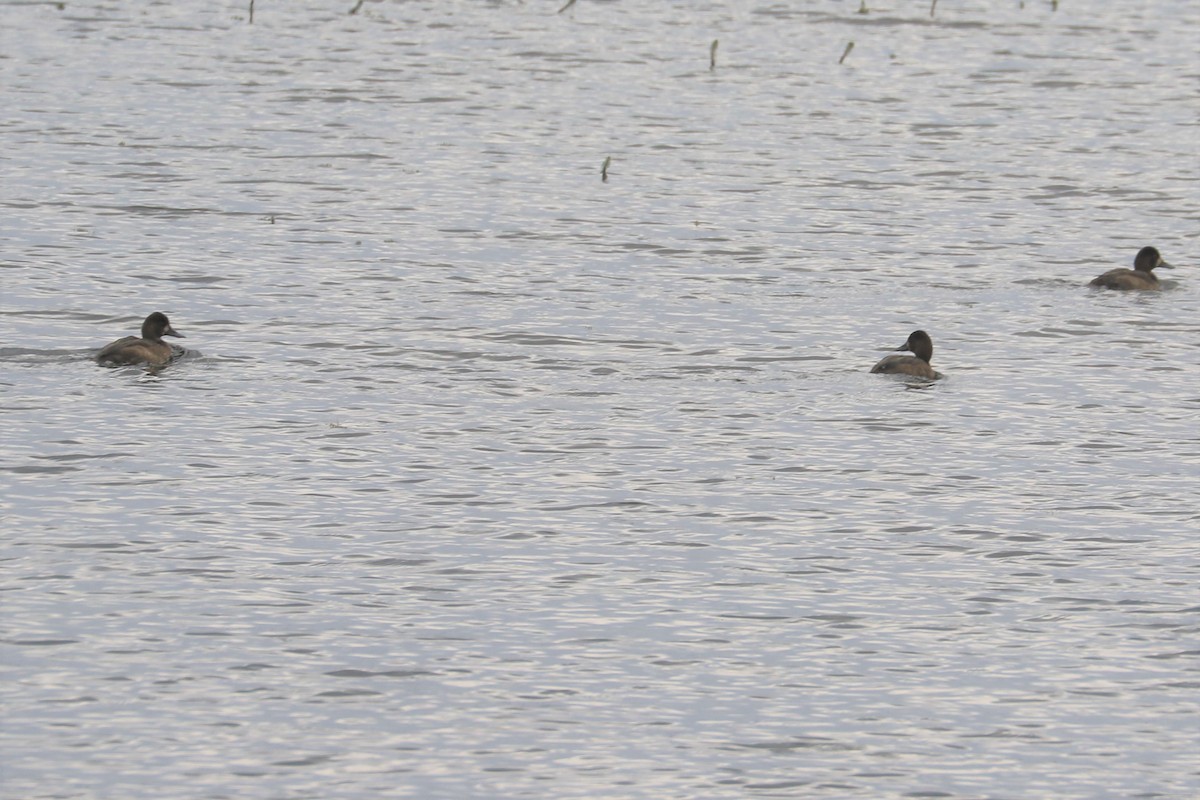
[96,312,184,366]
[871,329,942,380]
[1089,246,1173,290]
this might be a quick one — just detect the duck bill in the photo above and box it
[165,325,185,338]
[1158,260,1174,270]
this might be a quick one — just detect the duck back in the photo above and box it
[95,337,176,366]
[870,354,940,379]
[1089,269,1160,291]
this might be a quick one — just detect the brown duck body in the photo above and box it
[1089,246,1173,290]
[96,312,184,366]
[871,330,942,380]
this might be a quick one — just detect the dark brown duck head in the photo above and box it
[895,329,933,363]
[141,311,184,341]
[1132,246,1172,273]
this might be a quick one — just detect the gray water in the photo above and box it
[2,1,1198,798]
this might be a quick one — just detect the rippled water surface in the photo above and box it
[2,1,1198,798]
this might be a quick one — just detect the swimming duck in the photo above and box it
[1089,246,1173,290]
[870,329,942,380]
[95,312,185,366]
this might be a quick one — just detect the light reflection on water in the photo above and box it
[2,1,1198,798]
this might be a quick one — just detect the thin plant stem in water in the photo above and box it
[839,41,854,64]
[710,39,719,71]
[558,0,577,14]
[601,156,611,183]
[930,0,938,16]
[349,0,366,14]
[248,0,254,24]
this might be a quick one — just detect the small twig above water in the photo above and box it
[248,0,254,24]
[709,39,719,71]
[839,41,854,65]
[930,0,938,17]
[349,0,366,14]
[601,156,611,183]
[558,0,577,14]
